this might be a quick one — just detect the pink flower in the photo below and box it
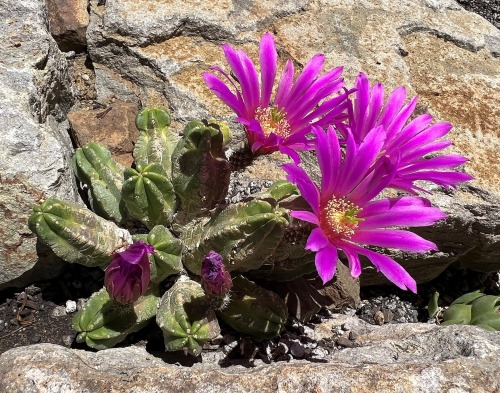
[201,251,232,297]
[203,33,349,163]
[282,126,448,292]
[104,240,155,304]
[340,72,473,193]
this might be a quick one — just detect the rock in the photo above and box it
[0,0,79,289]
[46,0,90,52]
[1,320,500,392]
[67,102,140,167]
[457,0,500,28]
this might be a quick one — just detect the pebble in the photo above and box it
[373,310,385,325]
[62,334,74,347]
[81,74,90,81]
[290,342,306,358]
[349,331,359,341]
[51,306,67,317]
[65,300,77,314]
[336,337,355,348]
[312,346,329,358]
[0,320,4,332]
[76,298,87,311]
[30,334,41,344]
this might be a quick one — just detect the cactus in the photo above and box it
[73,287,160,350]
[171,119,230,222]
[216,275,288,340]
[180,199,289,275]
[429,290,500,332]
[72,142,127,223]
[134,225,183,283]
[133,107,177,175]
[121,163,176,228]
[156,277,220,356]
[28,198,132,267]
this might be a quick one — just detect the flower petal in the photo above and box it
[259,33,277,108]
[351,229,438,253]
[290,210,320,225]
[315,243,339,284]
[282,163,320,215]
[305,227,330,251]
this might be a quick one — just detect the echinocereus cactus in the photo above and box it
[133,107,178,175]
[156,277,220,356]
[180,199,289,275]
[429,290,500,332]
[171,119,230,222]
[28,198,132,267]
[73,287,160,350]
[216,275,288,340]
[72,142,127,223]
[121,163,176,228]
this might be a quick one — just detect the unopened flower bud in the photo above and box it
[201,251,232,297]
[105,240,155,304]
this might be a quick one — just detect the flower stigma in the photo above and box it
[320,196,363,240]
[254,106,291,138]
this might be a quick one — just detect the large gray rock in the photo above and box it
[0,0,79,288]
[1,317,499,392]
[84,0,500,285]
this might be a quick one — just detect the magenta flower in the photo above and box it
[203,33,349,162]
[339,72,473,193]
[282,126,448,292]
[104,240,155,304]
[201,251,232,297]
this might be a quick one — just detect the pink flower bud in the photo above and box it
[201,251,232,297]
[104,240,155,304]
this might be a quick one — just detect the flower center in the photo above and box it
[320,196,363,240]
[254,106,291,139]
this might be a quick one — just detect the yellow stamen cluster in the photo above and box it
[320,196,363,240]
[254,106,291,139]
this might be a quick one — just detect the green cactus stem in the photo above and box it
[431,290,500,331]
[180,199,289,275]
[133,225,183,283]
[133,107,178,175]
[72,142,127,223]
[73,287,160,350]
[156,277,220,356]
[121,163,176,228]
[171,119,230,222]
[28,198,132,267]
[216,275,288,340]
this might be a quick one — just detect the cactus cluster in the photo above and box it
[29,107,305,354]
[428,290,500,331]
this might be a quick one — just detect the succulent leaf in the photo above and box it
[122,163,176,228]
[442,303,471,324]
[73,287,159,350]
[133,107,177,175]
[450,290,483,305]
[427,291,440,318]
[181,200,288,275]
[28,198,132,267]
[156,277,220,356]
[72,142,127,223]
[171,119,230,222]
[133,225,183,283]
[216,275,288,340]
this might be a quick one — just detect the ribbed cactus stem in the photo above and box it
[73,287,160,350]
[133,107,177,176]
[171,119,230,223]
[156,277,220,356]
[28,198,132,267]
[181,199,289,275]
[216,275,288,339]
[72,142,127,223]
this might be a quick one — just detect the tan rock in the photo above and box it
[46,0,90,52]
[68,102,140,167]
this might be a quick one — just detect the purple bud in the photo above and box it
[201,251,232,297]
[104,240,155,304]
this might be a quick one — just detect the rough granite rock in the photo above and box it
[0,0,80,289]
[82,0,500,284]
[1,318,499,392]
[46,0,90,52]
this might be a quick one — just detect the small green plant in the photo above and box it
[428,290,500,332]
